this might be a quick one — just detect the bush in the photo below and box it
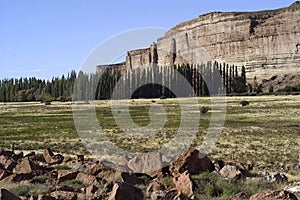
[44,100,51,105]
[53,164,71,170]
[192,172,240,199]
[60,180,85,189]
[33,175,48,184]
[200,106,209,114]
[158,177,175,189]
[10,184,49,197]
[240,100,249,106]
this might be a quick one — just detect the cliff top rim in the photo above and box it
[162,1,299,39]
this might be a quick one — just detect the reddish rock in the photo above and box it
[108,182,144,200]
[273,173,288,183]
[0,150,14,158]
[146,181,166,197]
[219,165,242,179]
[115,155,130,167]
[232,192,248,200]
[43,148,64,165]
[2,173,34,183]
[127,152,163,176]
[250,189,298,200]
[169,147,214,176]
[86,185,100,200]
[12,152,23,161]
[0,155,17,171]
[76,173,96,185]
[77,155,84,163]
[0,189,21,200]
[63,156,72,163]
[285,182,300,199]
[88,162,116,180]
[14,157,42,174]
[173,171,194,198]
[0,169,11,180]
[57,170,78,182]
[50,191,77,200]
[36,195,55,200]
[223,160,253,176]
[121,172,142,185]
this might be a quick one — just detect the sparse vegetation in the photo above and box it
[10,184,49,197]
[240,100,249,106]
[200,106,209,114]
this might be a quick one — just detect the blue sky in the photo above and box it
[0,0,296,80]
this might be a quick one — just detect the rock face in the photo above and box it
[97,2,300,90]
[157,1,300,84]
[169,147,214,176]
[173,171,194,198]
[108,182,144,200]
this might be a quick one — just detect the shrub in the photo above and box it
[240,100,249,106]
[60,180,85,189]
[200,106,209,114]
[10,184,49,197]
[158,177,175,189]
[192,172,240,199]
[44,100,51,105]
[33,175,48,184]
[53,164,71,170]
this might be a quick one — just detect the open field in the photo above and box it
[0,95,299,176]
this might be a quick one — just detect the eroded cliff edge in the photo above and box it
[98,2,300,91]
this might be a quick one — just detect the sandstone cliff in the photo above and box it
[97,2,300,90]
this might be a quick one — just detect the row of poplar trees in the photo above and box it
[0,61,246,102]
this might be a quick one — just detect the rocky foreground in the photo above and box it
[0,147,299,200]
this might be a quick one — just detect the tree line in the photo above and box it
[0,61,247,102]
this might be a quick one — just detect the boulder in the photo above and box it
[223,160,253,176]
[36,194,56,200]
[108,182,144,200]
[43,148,63,165]
[232,192,248,200]
[273,173,288,183]
[219,165,242,179]
[115,155,130,167]
[173,171,194,198]
[14,157,42,174]
[0,155,17,171]
[285,182,300,198]
[250,189,298,200]
[86,185,100,200]
[57,170,79,182]
[63,156,72,163]
[146,181,166,197]
[2,173,34,183]
[121,172,143,185]
[127,152,163,177]
[76,173,96,185]
[87,162,116,181]
[0,169,11,180]
[169,147,214,176]
[50,191,77,200]
[0,189,21,200]
[77,155,84,164]
[0,150,14,158]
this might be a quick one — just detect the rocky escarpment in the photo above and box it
[97,2,300,91]
[157,1,300,85]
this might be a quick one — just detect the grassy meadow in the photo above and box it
[0,95,299,177]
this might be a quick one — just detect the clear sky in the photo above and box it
[0,0,296,80]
